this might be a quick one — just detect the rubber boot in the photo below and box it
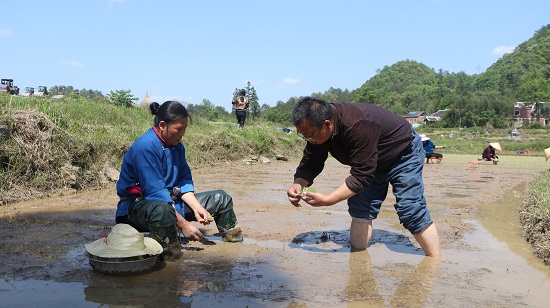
[221,225,244,242]
[150,225,182,262]
[196,190,244,243]
[215,210,243,242]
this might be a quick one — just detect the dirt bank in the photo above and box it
[1,154,550,307]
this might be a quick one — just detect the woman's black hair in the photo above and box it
[149,101,190,127]
[239,89,246,96]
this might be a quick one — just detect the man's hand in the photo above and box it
[287,183,305,207]
[299,191,331,207]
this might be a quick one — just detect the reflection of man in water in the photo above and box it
[343,250,440,306]
[343,250,384,304]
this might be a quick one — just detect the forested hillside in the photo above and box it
[266,24,550,129]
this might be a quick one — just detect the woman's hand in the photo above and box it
[179,221,203,241]
[193,207,213,225]
[180,192,214,225]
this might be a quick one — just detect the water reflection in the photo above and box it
[84,284,175,307]
[343,250,440,307]
[82,255,233,307]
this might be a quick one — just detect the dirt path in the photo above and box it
[1,154,550,307]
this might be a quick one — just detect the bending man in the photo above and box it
[286,97,440,257]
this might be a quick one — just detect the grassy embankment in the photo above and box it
[0,93,303,204]
[520,171,550,264]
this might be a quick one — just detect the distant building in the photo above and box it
[512,102,547,126]
[403,111,427,125]
[404,110,447,126]
[423,109,448,125]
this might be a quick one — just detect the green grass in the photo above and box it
[519,171,550,265]
[417,127,550,156]
[0,93,304,203]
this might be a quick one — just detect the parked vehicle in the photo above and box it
[34,85,49,97]
[0,79,20,95]
[21,87,35,97]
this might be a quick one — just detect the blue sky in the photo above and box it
[1,1,549,109]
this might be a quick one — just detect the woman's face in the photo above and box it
[158,117,188,146]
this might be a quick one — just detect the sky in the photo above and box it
[1,1,549,110]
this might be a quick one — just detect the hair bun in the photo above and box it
[149,102,161,115]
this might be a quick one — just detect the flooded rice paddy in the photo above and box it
[1,154,550,307]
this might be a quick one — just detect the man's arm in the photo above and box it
[301,182,356,207]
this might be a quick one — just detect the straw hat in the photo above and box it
[489,142,501,151]
[545,148,550,161]
[420,134,430,142]
[85,224,163,258]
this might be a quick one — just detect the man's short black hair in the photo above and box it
[292,96,333,127]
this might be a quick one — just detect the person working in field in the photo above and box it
[482,142,501,165]
[421,134,445,163]
[286,97,441,257]
[115,101,243,261]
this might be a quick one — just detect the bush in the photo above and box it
[519,171,550,265]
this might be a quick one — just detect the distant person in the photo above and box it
[286,97,441,257]
[482,142,501,164]
[232,89,249,129]
[115,101,244,261]
[420,134,444,163]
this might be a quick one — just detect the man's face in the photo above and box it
[296,119,329,145]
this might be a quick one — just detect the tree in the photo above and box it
[194,99,219,121]
[245,81,260,119]
[49,85,75,96]
[353,84,377,103]
[106,89,138,107]
[78,88,105,101]
[264,98,296,126]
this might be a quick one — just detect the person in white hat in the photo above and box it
[420,135,445,163]
[115,101,243,262]
[482,142,501,164]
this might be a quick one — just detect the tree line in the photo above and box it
[49,24,550,128]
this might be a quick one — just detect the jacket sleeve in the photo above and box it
[293,144,328,186]
[175,144,194,194]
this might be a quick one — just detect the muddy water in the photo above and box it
[1,154,550,307]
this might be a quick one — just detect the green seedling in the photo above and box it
[296,186,318,199]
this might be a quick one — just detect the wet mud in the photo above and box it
[1,154,550,307]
